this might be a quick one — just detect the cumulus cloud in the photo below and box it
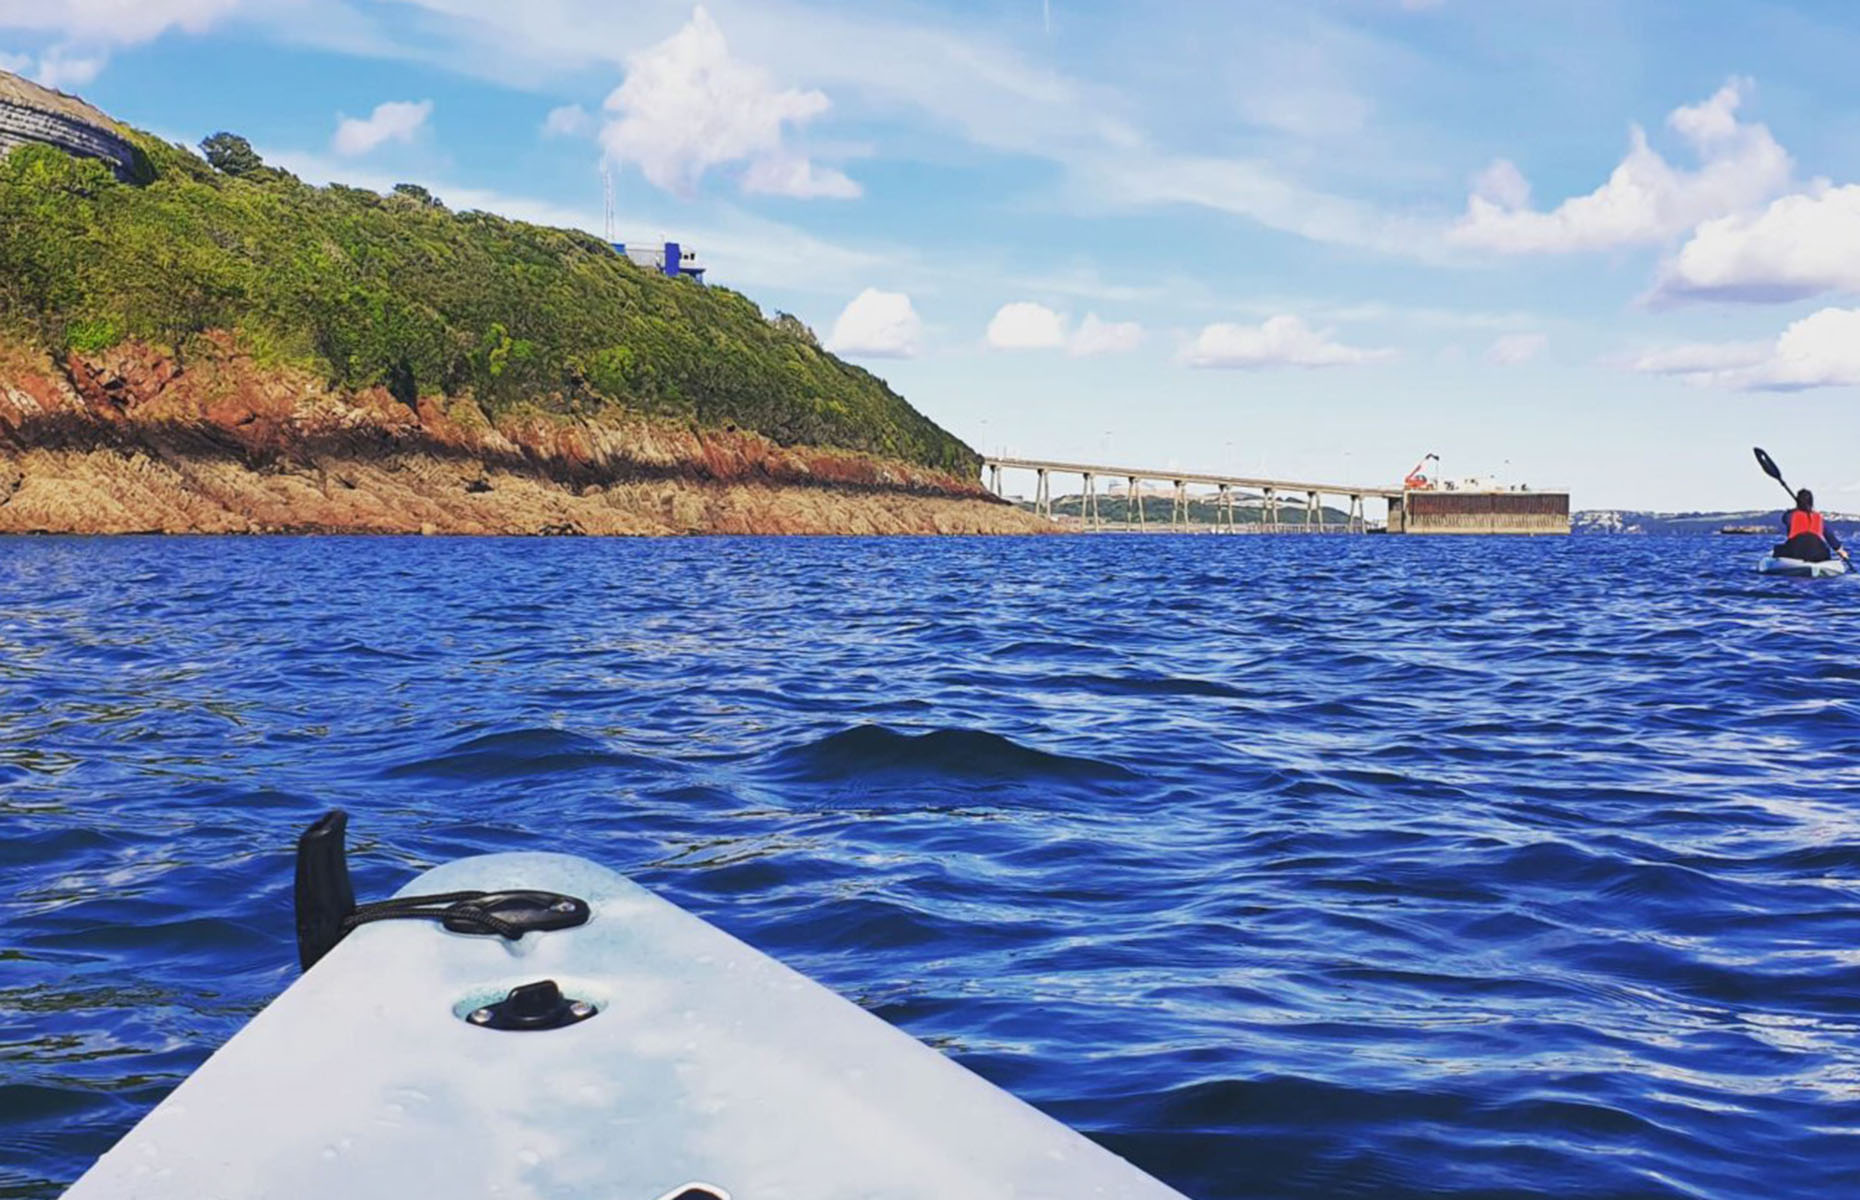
[1470,158,1531,211]
[542,103,592,138]
[1653,184,1860,304]
[741,154,860,199]
[599,6,857,200]
[984,303,1143,355]
[1487,332,1548,365]
[1628,307,1860,392]
[332,99,433,156]
[1453,79,1791,254]
[1182,315,1392,369]
[1069,313,1144,357]
[986,302,1067,350]
[826,288,920,358]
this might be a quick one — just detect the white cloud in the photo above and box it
[826,288,920,359]
[986,302,1067,350]
[0,0,245,82]
[599,6,857,200]
[982,304,1145,356]
[1654,184,1860,304]
[0,0,245,45]
[32,44,104,87]
[542,103,592,138]
[1452,79,1792,254]
[1078,150,1447,261]
[332,99,433,156]
[219,0,1451,257]
[740,153,859,199]
[1470,159,1531,211]
[1182,315,1393,369]
[0,42,104,88]
[1069,313,1144,357]
[1487,332,1548,365]
[1628,307,1860,392]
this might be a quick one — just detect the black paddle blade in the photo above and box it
[295,810,356,971]
[1754,447,1784,481]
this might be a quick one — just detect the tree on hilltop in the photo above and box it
[391,183,445,209]
[199,132,266,178]
[769,311,819,348]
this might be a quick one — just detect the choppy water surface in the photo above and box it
[4,534,1859,1198]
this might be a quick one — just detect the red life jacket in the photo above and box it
[1788,509,1827,539]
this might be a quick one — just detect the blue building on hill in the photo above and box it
[613,240,706,284]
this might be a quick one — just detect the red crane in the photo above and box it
[1405,453,1439,491]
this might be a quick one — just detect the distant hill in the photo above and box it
[1575,509,1860,538]
[0,73,972,473]
[0,70,1044,535]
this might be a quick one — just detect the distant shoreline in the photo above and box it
[1574,509,1858,536]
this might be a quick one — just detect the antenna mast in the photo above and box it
[602,166,615,243]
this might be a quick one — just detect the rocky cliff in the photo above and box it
[0,72,1043,536]
[0,338,1043,536]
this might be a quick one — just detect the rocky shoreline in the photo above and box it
[0,339,1045,537]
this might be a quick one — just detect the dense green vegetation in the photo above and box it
[0,129,976,473]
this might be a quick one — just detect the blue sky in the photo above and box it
[5,0,1860,511]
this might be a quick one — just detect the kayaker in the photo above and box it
[1774,489,1847,563]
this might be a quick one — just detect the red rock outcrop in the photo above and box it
[0,338,1045,536]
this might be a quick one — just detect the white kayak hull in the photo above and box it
[66,852,1184,1200]
[1756,555,1848,577]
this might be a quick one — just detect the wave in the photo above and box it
[762,725,1137,783]
[379,728,659,780]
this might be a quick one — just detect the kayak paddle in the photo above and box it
[1753,447,1798,502]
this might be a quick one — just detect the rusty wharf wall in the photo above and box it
[1394,490,1572,535]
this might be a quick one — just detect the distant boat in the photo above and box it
[1717,525,1770,535]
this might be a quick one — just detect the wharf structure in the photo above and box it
[1389,488,1570,535]
[984,455,1570,535]
[0,70,140,181]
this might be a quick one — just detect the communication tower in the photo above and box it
[601,166,615,243]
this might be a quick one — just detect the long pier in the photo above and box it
[982,455,1402,533]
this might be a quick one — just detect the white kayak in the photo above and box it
[66,818,1184,1200]
[1756,555,1849,577]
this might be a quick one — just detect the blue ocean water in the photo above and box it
[3,533,1859,1199]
